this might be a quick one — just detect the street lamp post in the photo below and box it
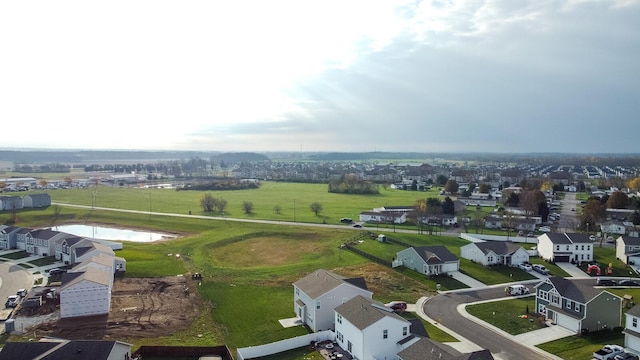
[293,199,296,222]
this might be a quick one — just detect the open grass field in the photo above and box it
[537,328,624,360]
[33,182,442,225]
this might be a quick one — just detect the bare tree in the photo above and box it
[273,204,282,214]
[200,193,215,212]
[214,197,228,213]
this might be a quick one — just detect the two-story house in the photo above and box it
[14,227,31,250]
[334,295,416,360]
[0,195,23,211]
[622,304,640,354]
[0,225,21,250]
[22,193,51,208]
[601,220,627,235]
[537,233,593,263]
[394,246,459,276]
[293,269,372,332]
[535,277,622,334]
[25,228,67,257]
[615,236,640,267]
[460,241,529,267]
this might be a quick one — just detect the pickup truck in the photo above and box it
[593,345,624,360]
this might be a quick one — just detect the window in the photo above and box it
[348,341,352,352]
[551,294,560,305]
[581,245,585,250]
[383,329,388,339]
[337,331,343,342]
[566,245,570,251]
[587,245,591,251]
[337,314,342,324]
[566,300,572,309]
[575,245,578,251]
[575,302,580,311]
[295,288,299,296]
[556,245,560,251]
[316,301,320,310]
[581,254,584,260]
[403,326,408,336]
[634,318,638,328]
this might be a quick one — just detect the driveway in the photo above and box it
[556,262,591,278]
[0,262,33,310]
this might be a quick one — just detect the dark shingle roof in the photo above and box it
[0,342,58,360]
[334,295,409,330]
[0,340,123,360]
[473,242,523,256]
[548,277,604,303]
[544,233,572,244]
[564,233,593,244]
[412,246,458,264]
[30,228,62,240]
[293,269,368,299]
[620,236,640,246]
[627,304,640,317]
[397,337,462,360]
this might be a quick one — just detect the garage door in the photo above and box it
[556,313,579,333]
[554,255,570,262]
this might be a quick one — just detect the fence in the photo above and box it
[343,243,392,267]
[236,330,334,360]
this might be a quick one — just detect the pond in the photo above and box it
[53,224,176,243]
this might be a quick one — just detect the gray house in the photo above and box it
[534,276,622,334]
[293,269,372,332]
[0,225,22,250]
[394,246,459,276]
[22,193,51,208]
[616,236,640,266]
[0,196,23,211]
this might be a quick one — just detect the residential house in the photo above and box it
[0,339,132,360]
[398,337,495,360]
[460,241,529,267]
[293,269,372,332]
[394,246,459,276]
[72,253,117,288]
[615,236,640,266]
[359,211,407,224]
[623,304,640,354]
[55,235,90,264]
[484,215,502,229]
[0,195,23,211]
[334,295,416,360]
[515,219,537,232]
[25,228,67,257]
[75,241,116,264]
[457,197,497,208]
[59,266,112,318]
[22,193,51,208]
[537,233,594,263]
[14,227,31,250]
[535,276,622,334]
[0,225,21,250]
[601,220,627,235]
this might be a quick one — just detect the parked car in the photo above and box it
[539,226,551,233]
[5,295,20,308]
[607,236,615,243]
[619,280,640,287]
[589,235,596,241]
[385,301,407,313]
[16,289,27,298]
[352,224,362,228]
[48,268,67,275]
[340,218,353,223]
[615,352,639,360]
[594,344,624,360]
[532,264,550,275]
[518,263,533,271]
[506,284,530,295]
[597,278,617,286]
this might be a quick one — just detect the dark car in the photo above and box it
[615,353,639,360]
[532,264,550,275]
[619,280,640,287]
[49,268,67,275]
[352,224,362,228]
[597,278,617,286]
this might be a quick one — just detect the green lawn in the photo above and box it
[537,329,624,360]
[465,296,545,335]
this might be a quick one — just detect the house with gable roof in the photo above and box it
[534,276,622,333]
[22,193,51,208]
[616,236,640,266]
[334,295,416,360]
[293,269,372,332]
[14,227,31,250]
[0,195,23,211]
[537,233,594,263]
[0,225,22,250]
[0,339,132,360]
[25,228,67,257]
[398,337,494,360]
[622,303,640,354]
[601,220,627,235]
[394,246,459,276]
[460,241,529,267]
[59,266,112,318]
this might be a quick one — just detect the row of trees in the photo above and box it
[199,193,324,217]
[328,174,379,194]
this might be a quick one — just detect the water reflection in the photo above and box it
[53,224,175,242]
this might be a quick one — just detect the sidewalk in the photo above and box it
[449,271,487,289]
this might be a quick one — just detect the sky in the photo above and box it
[1,0,639,154]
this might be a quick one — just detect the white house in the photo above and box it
[394,246,459,276]
[537,233,594,263]
[0,225,21,250]
[334,295,416,360]
[460,241,529,267]
[75,242,116,264]
[59,266,112,318]
[0,195,23,211]
[292,269,372,332]
[615,236,640,267]
[601,220,627,235]
[535,277,622,334]
[623,304,640,354]
[359,211,407,224]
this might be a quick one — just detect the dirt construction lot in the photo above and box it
[19,276,203,340]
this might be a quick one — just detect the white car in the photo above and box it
[518,263,532,271]
[589,235,596,241]
[5,295,20,308]
[539,226,551,232]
